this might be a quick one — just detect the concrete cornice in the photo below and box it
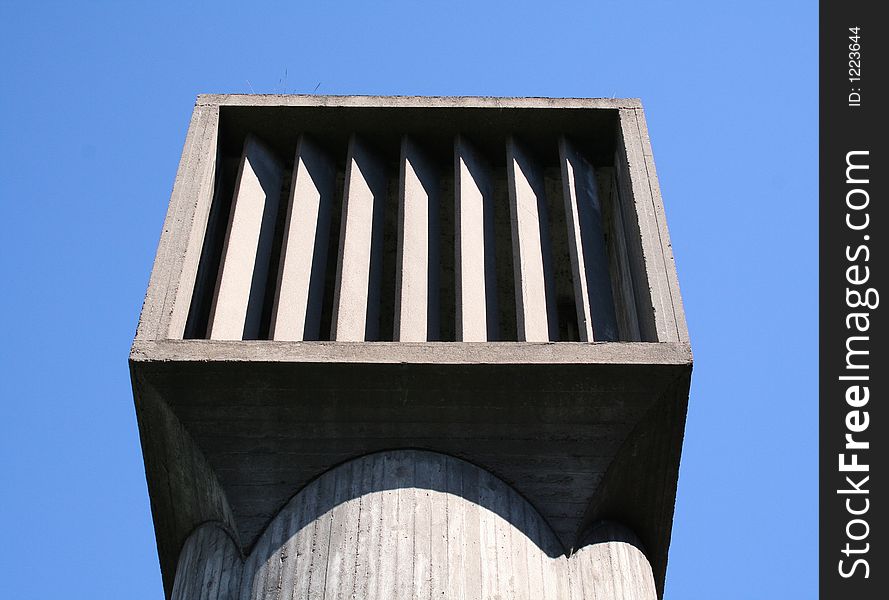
[131,339,692,366]
[195,94,643,110]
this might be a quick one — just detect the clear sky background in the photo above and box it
[0,2,816,598]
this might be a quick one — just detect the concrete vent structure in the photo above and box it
[131,95,691,600]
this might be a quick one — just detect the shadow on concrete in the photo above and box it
[248,448,567,564]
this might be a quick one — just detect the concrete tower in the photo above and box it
[130,95,692,600]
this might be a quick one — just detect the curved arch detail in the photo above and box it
[173,450,655,599]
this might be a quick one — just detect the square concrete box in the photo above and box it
[130,95,692,600]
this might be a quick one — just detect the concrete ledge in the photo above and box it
[132,350,690,598]
[196,94,644,110]
[131,340,692,366]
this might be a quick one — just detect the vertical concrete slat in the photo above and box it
[137,102,216,341]
[331,135,388,341]
[634,107,689,343]
[617,108,678,342]
[599,168,642,342]
[506,137,559,342]
[559,136,620,342]
[454,136,499,341]
[163,104,221,340]
[270,135,336,341]
[395,136,441,341]
[208,135,284,340]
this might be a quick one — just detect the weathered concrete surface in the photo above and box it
[142,102,220,341]
[171,523,242,600]
[598,166,643,342]
[615,108,688,343]
[395,136,440,341]
[270,135,336,341]
[130,362,241,595]
[132,338,691,365]
[131,339,690,597]
[331,135,388,341]
[560,136,619,342]
[632,107,689,343]
[573,521,658,600]
[170,451,656,600]
[454,136,499,341]
[140,95,689,345]
[133,95,692,600]
[507,137,559,342]
[196,94,643,110]
[208,135,284,340]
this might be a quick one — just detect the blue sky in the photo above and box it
[0,2,816,598]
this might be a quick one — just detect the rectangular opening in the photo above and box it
[183,103,657,342]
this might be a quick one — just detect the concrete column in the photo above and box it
[395,136,440,341]
[331,135,387,341]
[208,135,284,340]
[454,135,499,341]
[559,136,619,342]
[171,523,241,600]
[228,452,660,600]
[506,137,559,342]
[570,521,658,600]
[270,135,336,341]
[238,450,572,600]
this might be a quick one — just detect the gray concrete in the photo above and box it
[506,137,559,342]
[171,523,241,600]
[139,95,689,345]
[208,135,284,340]
[131,337,690,598]
[137,102,219,341]
[195,94,643,110]
[331,135,388,341]
[132,95,691,600]
[270,135,336,341]
[633,107,689,343]
[170,451,656,600]
[395,136,440,341]
[559,136,619,342]
[454,135,499,341]
[598,167,643,341]
[573,522,658,600]
[615,108,687,343]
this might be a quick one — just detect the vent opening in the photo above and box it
[185,105,650,342]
